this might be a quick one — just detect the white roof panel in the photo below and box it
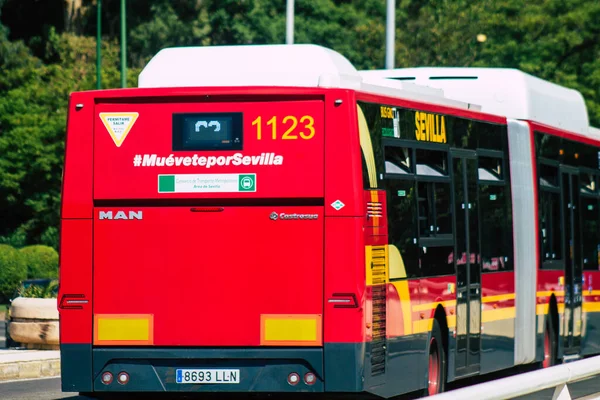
[138,44,362,89]
[360,67,589,135]
[138,44,480,112]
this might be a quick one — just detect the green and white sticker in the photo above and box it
[158,173,256,193]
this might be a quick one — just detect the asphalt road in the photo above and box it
[0,375,598,400]
[0,377,82,400]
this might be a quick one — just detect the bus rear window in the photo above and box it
[172,112,243,151]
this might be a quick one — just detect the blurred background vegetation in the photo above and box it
[0,0,598,256]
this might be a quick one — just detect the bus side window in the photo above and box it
[478,156,514,272]
[581,173,599,271]
[414,148,454,277]
[386,178,420,279]
[384,146,419,279]
[539,163,562,265]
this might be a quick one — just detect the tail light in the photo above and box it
[101,372,113,385]
[304,372,316,385]
[117,371,130,385]
[287,372,300,385]
[59,294,88,310]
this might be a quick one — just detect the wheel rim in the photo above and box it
[428,337,440,395]
[543,326,551,368]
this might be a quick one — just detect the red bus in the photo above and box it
[361,67,600,369]
[57,44,600,398]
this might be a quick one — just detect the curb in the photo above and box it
[0,351,60,381]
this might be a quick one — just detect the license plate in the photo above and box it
[176,369,240,384]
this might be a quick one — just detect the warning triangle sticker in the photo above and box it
[99,112,139,147]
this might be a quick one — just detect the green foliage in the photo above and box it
[19,245,58,279]
[129,0,211,67]
[0,28,136,247]
[0,0,599,250]
[17,279,58,299]
[0,244,27,302]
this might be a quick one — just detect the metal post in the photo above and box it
[286,0,294,44]
[96,0,101,89]
[385,0,395,69]
[120,0,127,88]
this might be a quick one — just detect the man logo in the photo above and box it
[269,212,278,221]
[99,211,143,220]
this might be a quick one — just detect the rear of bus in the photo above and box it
[57,60,369,392]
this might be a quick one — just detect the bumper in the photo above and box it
[61,343,365,393]
[82,346,323,393]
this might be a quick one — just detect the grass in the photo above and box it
[0,304,6,320]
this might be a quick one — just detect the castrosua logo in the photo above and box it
[269,212,318,221]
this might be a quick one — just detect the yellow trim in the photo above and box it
[365,246,374,286]
[536,304,549,315]
[391,281,413,335]
[388,244,407,280]
[558,303,565,314]
[260,314,322,346]
[447,315,456,328]
[357,105,377,188]
[95,314,153,344]
[481,293,515,303]
[481,307,515,323]
[412,300,456,312]
[413,318,434,333]
[584,290,600,296]
[583,302,600,313]
[537,291,565,297]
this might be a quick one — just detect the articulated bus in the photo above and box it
[360,67,600,366]
[57,44,600,398]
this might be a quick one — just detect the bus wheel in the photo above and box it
[425,318,446,396]
[542,317,557,368]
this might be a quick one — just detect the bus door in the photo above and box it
[561,167,583,353]
[452,150,481,375]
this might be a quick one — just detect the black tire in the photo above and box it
[541,316,557,368]
[424,318,447,396]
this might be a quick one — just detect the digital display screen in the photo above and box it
[173,112,243,151]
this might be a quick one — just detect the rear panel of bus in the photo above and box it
[58,88,367,393]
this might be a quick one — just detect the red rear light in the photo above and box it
[287,372,300,385]
[329,293,358,308]
[101,372,113,385]
[117,371,130,385]
[304,372,316,385]
[59,294,88,310]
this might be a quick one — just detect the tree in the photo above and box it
[0,29,132,248]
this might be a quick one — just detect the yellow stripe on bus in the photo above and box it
[536,304,549,315]
[481,307,515,323]
[583,302,600,313]
[537,291,565,297]
[357,105,378,188]
[391,281,413,335]
[413,319,433,333]
[94,314,153,345]
[412,300,456,312]
[260,314,322,346]
[481,293,515,303]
